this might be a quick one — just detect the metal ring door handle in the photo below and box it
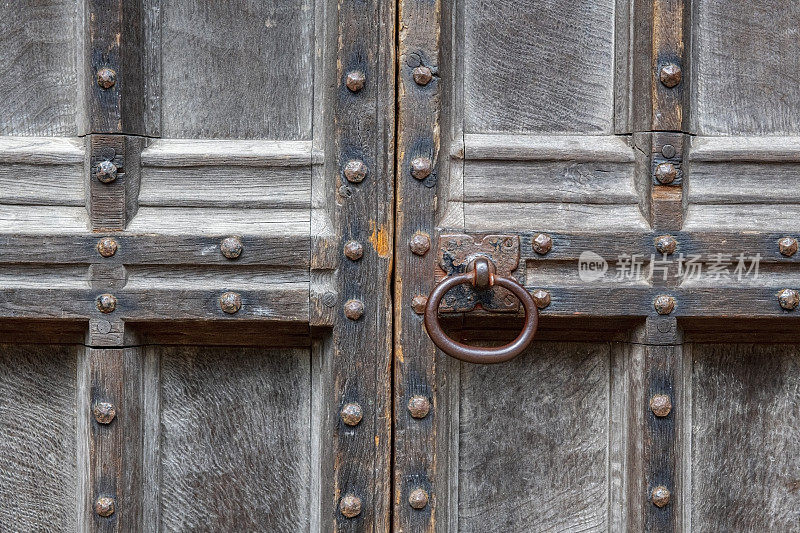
[423,257,539,364]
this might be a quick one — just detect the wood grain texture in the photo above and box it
[156,346,312,531]
[463,0,616,133]
[458,342,610,532]
[0,137,84,205]
[689,344,800,531]
[159,0,313,139]
[0,344,78,530]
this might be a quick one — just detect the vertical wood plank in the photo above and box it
[651,0,687,132]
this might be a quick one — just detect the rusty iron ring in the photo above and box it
[424,258,538,364]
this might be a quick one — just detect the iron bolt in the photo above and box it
[651,486,671,508]
[649,394,672,417]
[409,488,430,509]
[340,403,363,426]
[96,237,118,258]
[97,67,116,89]
[532,289,551,309]
[96,293,117,314]
[344,160,368,183]
[408,395,431,419]
[532,233,553,255]
[659,63,682,88]
[654,295,675,315]
[409,233,431,256]
[93,401,116,424]
[661,144,676,158]
[410,157,432,180]
[344,299,364,320]
[411,295,428,315]
[654,235,677,255]
[345,70,365,92]
[340,494,362,518]
[654,162,677,184]
[322,292,337,308]
[778,289,799,311]
[95,160,118,183]
[219,291,242,314]
[94,496,115,517]
[220,236,243,259]
[413,66,433,86]
[779,237,798,257]
[344,240,364,261]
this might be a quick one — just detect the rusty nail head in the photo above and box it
[96,293,117,314]
[345,70,365,92]
[654,295,675,315]
[532,289,551,309]
[532,233,553,255]
[650,394,672,417]
[322,291,337,308]
[94,496,115,517]
[655,162,677,184]
[96,237,118,258]
[654,235,677,255]
[413,66,433,86]
[779,237,798,257]
[659,63,682,88]
[97,67,116,89]
[411,295,428,315]
[408,395,431,419]
[344,160,368,183]
[778,289,799,311]
[344,240,364,261]
[410,157,432,180]
[95,160,118,183]
[409,488,430,510]
[219,291,242,314]
[340,403,363,426]
[220,236,243,259]
[409,233,431,256]
[93,401,116,424]
[340,494,362,518]
[661,144,676,159]
[651,486,671,508]
[344,299,364,320]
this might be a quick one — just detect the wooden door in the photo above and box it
[395,1,800,532]
[0,1,393,531]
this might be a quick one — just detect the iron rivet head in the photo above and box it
[97,67,116,89]
[345,70,365,92]
[409,488,430,510]
[532,289,551,309]
[94,496,115,517]
[344,299,364,320]
[412,66,433,86]
[340,494,362,518]
[93,401,116,424]
[649,394,672,417]
[340,403,363,427]
[532,233,553,255]
[219,291,242,314]
[95,160,118,183]
[651,486,671,508]
[409,233,431,256]
[220,236,243,259]
[778,289,799,311]
[410,157,432,180]
[661,144,676,159]
[779,237,798,257]
[654,235,677,255]
[659,63,682,88]
[96,293,117,314]
[344,240,364,261]
[408,395,431,419]
[96,237,118,258]
[344,160,368,183]
[322,291,337,308]
[411,295,428,315]
[653,295,675,315]
[654,162,677,184]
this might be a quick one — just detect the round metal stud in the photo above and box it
[220,236,243,259]
[651,486,671,508]
[410,157,432,181]
[532,233,553,255]
[345,70,365,92]
[93,401,117,424]
[779,237,798,257]
[409,233,431,256]
[94,496,115,517]
[409,488,429,510]
[344,299,364,320]
[407,395,431,419]
[97,67,116,89]
[96,237,118,258]
[532,289,551,309]
[654,162,677,184]
[661,144,676,159]
[659,63,682,88]
[778,289,799,311]
[654,235,677,255]
[411,295,428,315]
[649,394,672,417]
[95,160,118,183]
[340,494,362,518]
[344,160,368,183]
[653,295,675,315]
[219,291,242,314]
[96,293,117,314]
[340,403,363,427]
[344,240,364,261]
[412,66,433,86]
